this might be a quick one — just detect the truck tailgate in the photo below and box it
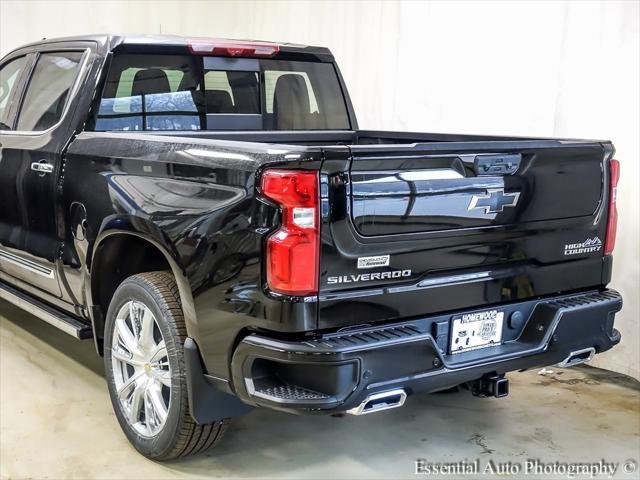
[318,140,613,330]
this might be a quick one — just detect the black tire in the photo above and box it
[103,271,227,460]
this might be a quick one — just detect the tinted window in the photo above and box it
[94,53,350,131]
[204,70,260,115]
[16,52,83,131]
[0,56,27,130]
[264,70,318,114]
[258,60,348,130]
[95,54,203,131]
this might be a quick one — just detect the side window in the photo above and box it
[0,56,27,130]
[16,51,83,131]
[94,54,203,132]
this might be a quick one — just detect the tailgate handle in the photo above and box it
[474,154,521,176]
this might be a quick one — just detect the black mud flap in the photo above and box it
[184,337,253,423]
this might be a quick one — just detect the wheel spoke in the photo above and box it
[144,390,154,435]
[152,367,171,387]
[117,372,143,400]
[146,384,168,428]
[117,373,145,425]
[129,302,142,339]
[111,346,134,364]
[115,318,138,356]
[128,381,146,425]
[150,340,167,362]
[139,306,155,351]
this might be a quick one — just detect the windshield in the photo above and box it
[93,53,351,131]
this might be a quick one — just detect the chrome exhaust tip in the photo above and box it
[556,347,596,368]
[346,388,407,416]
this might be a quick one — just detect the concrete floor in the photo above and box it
[1,299,639,480]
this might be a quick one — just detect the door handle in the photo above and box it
[31,160,54,176]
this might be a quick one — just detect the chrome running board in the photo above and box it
[0,281,92,339]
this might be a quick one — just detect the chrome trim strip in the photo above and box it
[0,271,76,315]
[0,249,55,279]
[0,284,82,338]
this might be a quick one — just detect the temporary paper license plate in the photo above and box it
[450,310,504,354]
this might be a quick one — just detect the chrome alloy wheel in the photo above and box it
[111,300,171,437]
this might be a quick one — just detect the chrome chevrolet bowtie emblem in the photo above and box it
[468,188,520,214]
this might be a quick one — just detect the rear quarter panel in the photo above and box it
[62,132,322,380]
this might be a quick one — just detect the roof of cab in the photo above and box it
[7,34,334,62]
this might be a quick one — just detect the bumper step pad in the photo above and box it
[254,384,331,402]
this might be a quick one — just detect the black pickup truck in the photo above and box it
[0,34,623,460]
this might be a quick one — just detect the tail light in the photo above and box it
[188,38,280,57]
[261,170,319,296]
[604,159,620,255]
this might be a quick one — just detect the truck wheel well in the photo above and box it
[91,235,171,343]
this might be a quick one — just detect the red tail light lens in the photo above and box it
[261,170,319,296]
[604,159,620,255]
[188,39,280,57]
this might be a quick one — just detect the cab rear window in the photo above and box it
[93,53,350,131]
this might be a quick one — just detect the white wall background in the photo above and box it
[1,0,638,379]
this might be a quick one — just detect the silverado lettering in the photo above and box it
[327,270,412,284]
